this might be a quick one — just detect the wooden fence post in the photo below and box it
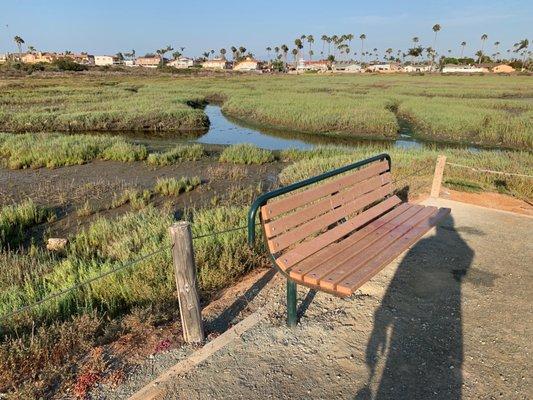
[169,221,204,344]
[430,155,447,198]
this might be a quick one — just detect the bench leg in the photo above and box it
[287,279,297,327]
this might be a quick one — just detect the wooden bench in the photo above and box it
[248,154,450,326]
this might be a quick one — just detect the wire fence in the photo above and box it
[0,224,257,323]
[445,162,533,179]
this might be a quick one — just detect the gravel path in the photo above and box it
[111,198,532,400]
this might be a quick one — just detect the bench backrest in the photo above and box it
[259,159,400,271]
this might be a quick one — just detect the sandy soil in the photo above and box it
[115,198,532,400]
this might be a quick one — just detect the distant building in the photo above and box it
[234,57,262,71]
[201,58,230,70]
[441,64,489,73]
[297,59,330,71]
[61,53,95,65]
[124,60,136,67]
[94,55,122,66]
[0,53,6,63]
[136,56,161,68]
[492,64,515,73]
[402,64,433,73]
[21,52,56,64]
[332,61,362,73]
[366,63,400,73]
[167,56,194,69]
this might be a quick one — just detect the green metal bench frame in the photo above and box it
[248,153,391,326]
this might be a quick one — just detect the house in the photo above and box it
[124,60,136,67]
[297,59,330,71]
[21,52,57,64]
[94,55,122,66]
[332,61,362,73]
[441,64,489,74]
[201,58,230,70]
[136,56,161,68]
[366,63,400,73]
[402,64,433,73]
[0,54,6,63]
[492,64,515,73]
[167,56,194,69]
[61,53,95,65]
[234,57,261,71]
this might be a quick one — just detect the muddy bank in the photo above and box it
[0,152,284,241]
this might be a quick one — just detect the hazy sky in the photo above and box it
[1,0,531,58]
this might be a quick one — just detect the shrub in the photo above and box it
[0,200,51,248]
[219,143,274,164]
[154,177,201,196]
[100,141,148,162]
[52,58,88,71]
[146,144,205,166]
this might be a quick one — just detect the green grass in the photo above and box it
[279,145,533,200]
[219,143,275,164]
[0,200,52,248]
[0,132,148,169]
[1,74,531,149]
[146,144,205,166]
[154,177,201,196]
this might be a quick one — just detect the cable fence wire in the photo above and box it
[0,223,263,323]
[445,162,533,179]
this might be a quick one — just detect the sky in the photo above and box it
[1,0,531,59]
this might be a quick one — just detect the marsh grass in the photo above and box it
[154,177,201,196]
[0,132,148,169]
[0,200,52,248]
[111,188,152,210]
[279,145,533,200]
[146,144,205,166]
[219,143,275,164]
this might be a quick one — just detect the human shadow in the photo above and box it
[355,214,475,400]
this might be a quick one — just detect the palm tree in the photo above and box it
[172,51,182,59]
[131,49,136,62]
[239,46,246,57]
[230,46,238,60]
[220,48,227,60]
[274,46,280,59]
[294,38,303,61]
[475,50,484,64]
[202,52,210,60]
[266,46,272,60]
[13,36,24,55]
[478,34,488,64]
[321,35,328,57]
[385,48,393,61]
[494,41,500,55]
[291,48,298,64]
[430,24,441,70]
[27,45,36,53]
[460,41,466,58]
[307,35,314,60]
[327,36,333,56]
[513,39,529,67]
[281,44,289,66]
[359,34,366,62]
[156,45,173,63]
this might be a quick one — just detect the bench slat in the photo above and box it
[336,207,451,295]
[300,204,425,285]
[319,206,438,291]
[267,184,392,253]
[276,195,402,270]
[288,203,413,281]
[261,160,389,219]
[263,173,391,239]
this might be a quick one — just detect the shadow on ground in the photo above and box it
[355,214,476,399]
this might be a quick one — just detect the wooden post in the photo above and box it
[169,221,204,344]
[430,155,447,198]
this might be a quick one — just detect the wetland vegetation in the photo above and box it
[0,72,531,398]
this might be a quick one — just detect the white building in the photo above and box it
[124,60,136,67]
[441,64,489,74]
[402,65,433,73]
[297,59,330,71]
[333,61,362,73]
[366,63,400,73]
[167,56,194,69]
[94,55,122,66]
[0,54,7,64]
[201,58,230,69]
[234,57,261,71]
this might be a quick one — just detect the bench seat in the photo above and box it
[248,153,450,325]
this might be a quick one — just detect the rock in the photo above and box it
[46,238,68,252]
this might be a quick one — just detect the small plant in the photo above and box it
[146,144,205,166]
[76,200,93,217]
[219,143,274,165]
[154,177,201,196]
[0,199,52,248]
[100,141,148,162]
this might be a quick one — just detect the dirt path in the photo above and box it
[121,198,532,400]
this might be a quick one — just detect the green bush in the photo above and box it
[219,143,274,164]
[146,144,205,166]
[51,58,88,71]
[154,177,201,195]
[0,200,52,248]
